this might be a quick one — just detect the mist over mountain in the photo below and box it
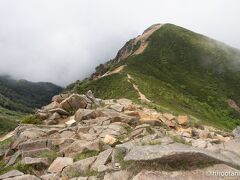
[0,0,240,85]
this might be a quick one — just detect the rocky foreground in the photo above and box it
[0,91,240,180]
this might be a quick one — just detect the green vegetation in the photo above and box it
[21,115,41,125]
[0,75,62,135]
[72,24,240,130]
[74,73,139,100]
[0,162,33,175]
[35,150,58,162]
[0,137,14,151]
[74,150,99,162]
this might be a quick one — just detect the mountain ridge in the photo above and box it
[70,23,240,130]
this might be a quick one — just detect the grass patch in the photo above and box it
[0,137,14,151]
[169,134,190,145]
[115,149,133,170]
[74,150,99,162]
[21,115,41,125]
[35,150,58,162]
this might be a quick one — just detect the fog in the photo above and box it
[0,0,239,86]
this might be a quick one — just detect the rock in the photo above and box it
[103,134,118,146]
[133,164,240,180]
[19,129,47,140]
[91,148,112,171]
[36,111,49,120]
[6,151,21,167]
[110,104,124,112]
[0,170,24,179]
[75,109,97,122]
[192,139,208,148]
[163,113,175,120]
[40,173,60,180]
[233,126,240,138]
[199,129,210,139]
[21,157,49,168]
[49,108,69,115]
[47,112,61,125]
[129,128,144,139]
[124,143,240,168]
[177,115,188,125]
[18,139,47,151]
[4,174,41,180]
[43,101,60,111]
[48,157,73,173]
[60,94,88,111]
[61,140,100,157]
[52,94,70,103]
[60,130,75,138]
[62,156,96,177]
[65,118,77,127]
[103,170,132,180]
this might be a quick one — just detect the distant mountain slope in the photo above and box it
[0,75,62,135]
[0,75,63,113]
[71,23,240,130]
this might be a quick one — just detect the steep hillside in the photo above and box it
[72,23,240,130]
[0,75,62,135]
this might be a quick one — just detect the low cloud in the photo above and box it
[0,0,239,86]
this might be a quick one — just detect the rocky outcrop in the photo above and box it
[0,91,239,179]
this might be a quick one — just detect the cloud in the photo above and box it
[0,0,239,86]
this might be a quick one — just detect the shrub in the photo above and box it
[21,115,41,124]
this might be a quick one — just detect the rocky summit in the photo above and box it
[0,90,240,179]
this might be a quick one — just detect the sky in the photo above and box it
[0,0,239,86]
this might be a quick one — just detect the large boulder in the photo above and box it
[62,156,97,177]
[75,109,97,122]
[124,143,240,168]
[0,170,24,179]
[21,157,49,168]
[48,157,73,173]
[61,140,100,157]
[91,148,112,171]
[60,94,88,111]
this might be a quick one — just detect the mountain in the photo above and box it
[70,23,240,130]
[0,75,62,135]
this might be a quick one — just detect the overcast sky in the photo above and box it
[0,0,239,86]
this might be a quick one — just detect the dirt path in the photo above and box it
[127,74,151,103]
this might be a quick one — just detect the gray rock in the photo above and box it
[233,126,240,138]
[91,148,112,171]
[124,143,240,168]
[110,104,124,112]
[21,157,49,168]
[48,157,73,173]
[60,94,88,111]
[61,140,100,157]
[6,150,21,167]
[18,139,47,152]
[192,139,207,148]
[75,109,96,122]
[4,174,41,180]
[0,170,24,179]
[62,156,97,177]
[49,108,69,115]
[40,173,60,180]
[103,170,132,180]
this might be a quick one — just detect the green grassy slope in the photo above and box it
[72,24,240,130]
[0,75,63,135]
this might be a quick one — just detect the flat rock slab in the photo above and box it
[132,164,240,180]
[124,143,240,168]
[0,170,24,179]
[91,148,112,171]
[4,174,41,180]
[48,157,73,173]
